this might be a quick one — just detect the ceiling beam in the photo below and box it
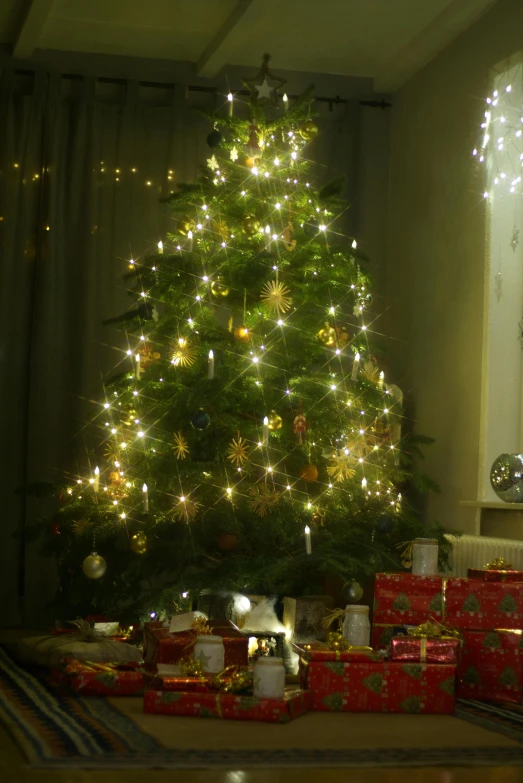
[374,0,499,93]
[12,0,54,60]
[197,0,260,77]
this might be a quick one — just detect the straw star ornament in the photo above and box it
[247,485,281,517]
[171,337,197,368]
[227,434,250,466]
[173,431,189,460]
[260,280,292,315]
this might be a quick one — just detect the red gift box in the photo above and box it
[143,622,248,668]
[390,636,461,664]
[293,642,382,690]
[467,568,523,582]
[142,672,211,692]
[445,578,523,630]
[371,625,413,650]
[53,659,144,696]
[143,688,310,723]
[456,630,523,702]
[374,574,444,626]
[302,658,455,713]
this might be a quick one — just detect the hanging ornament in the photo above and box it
[245,155,262,168]
[230,146,239,162]
[317,324,336,347]
[342,579,364,603]
[282,224,296,251]
[173,431,190,460]
[207,155,219,171]
[244,122,261,160]
[311,509,325,527]
[206,128,223,148]
[299,119,319,141]
[299,464,318,482]
[260,280,292,315]
[218,533,238,551]
[51,522,61,536]
[327,452,355,483]
[375,514,394,534]
[242,216,260,236]
[171,337,197,368]
[227,434,250,466]
[267,410,283,431]
[108,470,122,485]
[247,485,281,517]
[293,412,308,445]
[130,531,147,554]
[177,216,195,236]
[234,325,251,343]
[173,495,200,522]
[242,53,287,105]
[210,276,230,297]
[72,519,91,537]
[191,409,211,430]
[138,341,161,370]
[335,325,350,346]
[82,552,107,580]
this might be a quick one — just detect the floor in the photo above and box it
[2,629,523,781]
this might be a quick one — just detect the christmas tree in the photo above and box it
[29,56,449,620]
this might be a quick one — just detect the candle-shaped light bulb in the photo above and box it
[351,352,361,380]
[304,525,312,555]
[157,240,163,254]
[93,466,100,493]
[208,349,215,379]
[142,483,149,512]
[227,92,233,117]
[282,93,288,112]
[262,416,269,447]
[135,353,141,379]
[187,230,193,251]
[379,370,384,389]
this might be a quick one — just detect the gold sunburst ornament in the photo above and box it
[104,444,120,464]
[260,280,292,315]
[173,495,200,522]
[327,452,356,483]
[173,431,189,460]
[171,337,197,368]
[247,484,281,517]
[227,434,250,466]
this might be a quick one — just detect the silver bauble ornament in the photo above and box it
[82,551,107,579]
[342,579,364,603]
[490,453,523,502]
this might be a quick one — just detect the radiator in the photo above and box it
[445,534,523,576]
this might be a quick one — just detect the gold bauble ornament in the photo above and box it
[130,531,147,555]
[82,552,107,579]
[317,325,336,347]
[177,216,195,235]
[108,470,121,484]
[234,325,251,342]
[242,216,260,236]
[268,410,283,431]
[299,119,319,141]
[245,156,261,168]
[299,464,319,482]
[210,276,229,297]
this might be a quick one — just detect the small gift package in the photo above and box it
[457,630,523,702]
[389,620,462,664]
[143,613,248,668]
[17,619,143,667]
[143,688,310,723]
[467,557,523,583]
[53,658,144,696]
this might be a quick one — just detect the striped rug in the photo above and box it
[456,699,523,744]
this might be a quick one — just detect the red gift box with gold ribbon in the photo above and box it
[53,659,144,696]
[456,629,523,702]
[143,622,248,668]
[390,636,461,664]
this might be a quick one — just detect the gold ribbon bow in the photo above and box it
[322,608,349,632]
[397,540,415,563]
[484,556,512,570]
[209,665,253,694]
[182,616,214,657]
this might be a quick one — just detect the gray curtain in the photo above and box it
[0,69,361,627]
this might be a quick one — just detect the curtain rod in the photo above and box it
[14,68,391,110]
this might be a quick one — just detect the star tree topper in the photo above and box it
[243,53,287,105]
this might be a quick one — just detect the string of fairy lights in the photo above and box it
[66,83,405,581]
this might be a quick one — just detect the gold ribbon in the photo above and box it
[484,556,513,570]
[420,638,427,663]
[322,608,349,631]
[209,665,253,694]
[397,540,415,562]
[406,617,461,641]
[181,617,214,657]
[215,693,223,718]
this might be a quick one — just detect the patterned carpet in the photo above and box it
[2,647,523,769]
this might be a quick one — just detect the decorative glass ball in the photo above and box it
[130,531,147,554]
[82,552,107,580]
[491,453,523,502]
[242,216,260,235]
[191,409,211,430]
[299,464,318,482]
[299,119,319,141]
[268,410,283,430]
[375,513,394,534]
[210,277,229,297]
[317,325,336,346]
[342,579,364,603]
[234,325,251,342]
[206,128,223,148]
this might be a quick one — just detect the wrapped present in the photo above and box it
[143,673,211,693]
[445,578,523,630]
[293,641,382,689]
[467,558,523,582]
[17,621,143,668]
[143,664,252,694]
[303,658,455,713]
[390,637,460,664]
[53,659,144,696]
[456,630,523,702]
[143,621,248,668]
[143,687,310,723]
[374,574,444,626]
[371,625,413,650]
